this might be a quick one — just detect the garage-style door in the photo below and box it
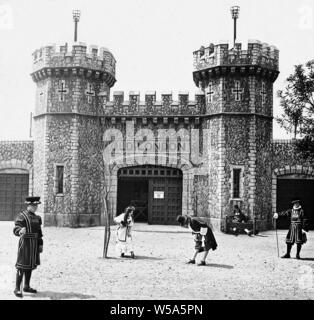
[276,177,314,230]
[0,174,29,221]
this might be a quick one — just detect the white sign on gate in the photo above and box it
[154,191,164,199]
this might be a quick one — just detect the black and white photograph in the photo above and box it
[0,0,313,314]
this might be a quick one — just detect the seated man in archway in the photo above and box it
[177,215,217,266]
[229,205,255,236]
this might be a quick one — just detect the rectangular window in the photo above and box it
[56,166,64,194]
[233,169,241,198]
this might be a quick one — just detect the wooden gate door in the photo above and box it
[0,174,29,221]
[148,177,182,225]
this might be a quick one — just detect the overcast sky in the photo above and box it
[0,0,313,140]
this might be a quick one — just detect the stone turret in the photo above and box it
[193,39,280,231]
[31,42,116,227]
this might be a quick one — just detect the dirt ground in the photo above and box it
[0,221,314,300]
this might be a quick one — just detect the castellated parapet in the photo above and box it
[31,42,116,87]
[103,91,206,116]
[193,40,279,86]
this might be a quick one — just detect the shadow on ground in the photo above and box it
[28,291,95,300]
[205,263,234,269]
[98,256,164,261]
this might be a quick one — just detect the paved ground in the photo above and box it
[0,222,314,300]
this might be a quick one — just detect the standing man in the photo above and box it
[273,200,309,259]
[177,215,217,266]
[13,196,43,297]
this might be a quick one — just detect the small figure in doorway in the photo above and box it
[230,205,254,236]
[273,200,309,259]
[114,206,136,259]
[177,215,217,266]
[13,196,43,298]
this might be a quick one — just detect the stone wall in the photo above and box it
[0,141,33,165]
[76,116,104,226]
[43,115,74,226]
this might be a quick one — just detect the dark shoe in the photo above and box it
[120,253,125,258]
[281,253,291,259]
[23,287,37,293]
[187,259,195,264]
[197,261,206,266]
[247,230,253,237]
[296,254,301,260]
[130,252,135,259]
[14,289,23,298]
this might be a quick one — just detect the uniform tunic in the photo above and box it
[189,217,218,252]
[13,210,43,270]
[278,206,308,245]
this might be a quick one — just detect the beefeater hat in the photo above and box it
[291,199,300,204]
[25,196,41,205]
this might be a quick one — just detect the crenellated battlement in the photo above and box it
[32,42,116,81]
[193,40,279,72]
[102,91,206,116]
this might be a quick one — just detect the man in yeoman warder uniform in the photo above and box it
[13,196,43,297]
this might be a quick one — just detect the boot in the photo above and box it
[14,270,23,298]
[296,244,302,260]
[23,270,37,293]
[281,243,292,259]
[130,251,135,259]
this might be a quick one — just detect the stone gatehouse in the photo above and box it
[0,29,314,230]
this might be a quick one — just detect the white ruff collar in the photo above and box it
[293,205,301,210]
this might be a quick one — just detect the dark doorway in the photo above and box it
[0,173,29,221]
[117,165,183,225]
[117,178,149,222]
[276,177,314,230]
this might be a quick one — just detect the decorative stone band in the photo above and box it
[193,65,280,87]
[30,67,116,87]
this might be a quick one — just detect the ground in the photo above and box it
[0,222,314,300]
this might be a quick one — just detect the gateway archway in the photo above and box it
[117,165,183,225]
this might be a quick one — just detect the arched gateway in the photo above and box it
[117,165,182,225]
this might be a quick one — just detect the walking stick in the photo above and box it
[274,218,279,258]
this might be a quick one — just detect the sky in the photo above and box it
[0,0,313,140]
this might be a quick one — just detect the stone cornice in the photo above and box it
[30,67,116,87]
[193,65,280,86]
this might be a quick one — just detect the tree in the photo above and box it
[276,62,314,157]
[91,154,114,258]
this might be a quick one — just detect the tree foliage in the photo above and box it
[276,61,314,158]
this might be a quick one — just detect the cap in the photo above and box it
[25,196,41,205]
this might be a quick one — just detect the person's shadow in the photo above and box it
[28,291,95,300]
[298,258,314,261]
[204,263,234,269]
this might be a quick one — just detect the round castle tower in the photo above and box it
[193,40,280,231]
[31,42,116,226]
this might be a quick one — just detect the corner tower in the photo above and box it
[31,42,116,226]
[193,39,279,230]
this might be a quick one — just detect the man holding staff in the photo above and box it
[273,200,309,259]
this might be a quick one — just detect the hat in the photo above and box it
[25,196,41,205]
[291,199,300,204]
